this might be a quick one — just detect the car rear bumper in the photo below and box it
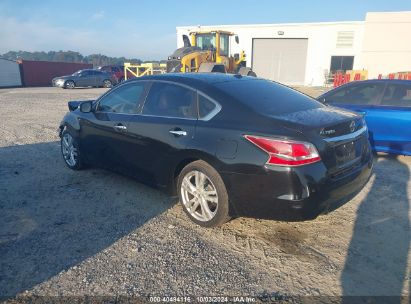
[222,152,373,221]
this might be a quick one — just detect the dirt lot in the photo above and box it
[0,87,410,301]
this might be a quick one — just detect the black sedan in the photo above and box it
[59,73,373,227]
[52,69,117,89]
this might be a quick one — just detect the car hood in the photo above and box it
[53,75,75,81]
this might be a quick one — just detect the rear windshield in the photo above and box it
[215,79,323,115]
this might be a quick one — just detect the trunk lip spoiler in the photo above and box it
[324,126,367,143]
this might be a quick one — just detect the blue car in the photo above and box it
[318,79,411,156]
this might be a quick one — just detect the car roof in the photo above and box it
[133,72,248,82]
[84,69,106,73]
[335,79,411,87]
[319,79,411,97]
[351,79,411,84]
[126,73,262,88]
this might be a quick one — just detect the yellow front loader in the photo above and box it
[166,30,256,76]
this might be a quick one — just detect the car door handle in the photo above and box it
[113,124,127,132]
[169,129,187,137]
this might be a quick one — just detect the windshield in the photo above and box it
[72,71,81,76]
[195,34,216,51]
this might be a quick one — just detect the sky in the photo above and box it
[0,0,410,60]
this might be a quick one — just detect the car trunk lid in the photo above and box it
[271,106,369,174]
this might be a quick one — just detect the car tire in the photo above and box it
[103,79,112,88]
[177,160,231,227]
[65,80,75,89]
[60,129,84,170]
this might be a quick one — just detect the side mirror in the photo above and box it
[317,96,327,104]
[80,101,93,113]
[235,35,239,44]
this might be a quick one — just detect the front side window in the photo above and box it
[97,83,146,114]
[381,84,411,107]
[142,82,197,119]
[326,83,384,105]
[219,34,229,57]
[195,34,216,51]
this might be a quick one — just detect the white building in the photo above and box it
[176,11,411,86]
[0,58,22,88]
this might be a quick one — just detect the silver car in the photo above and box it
[52,69,117,89]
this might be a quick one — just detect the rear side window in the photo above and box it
[215,79,322,115]
[97,83,146,114]
[198,94,217,119]
[142,82,197,119]
[326,83,384,105]
[381,83,411,107]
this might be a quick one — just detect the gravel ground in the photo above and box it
[0,87,410,302]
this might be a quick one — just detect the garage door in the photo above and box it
[252,38,308,85]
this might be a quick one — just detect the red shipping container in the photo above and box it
[18,60,93,87]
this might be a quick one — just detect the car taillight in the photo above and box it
[244,135,321,166]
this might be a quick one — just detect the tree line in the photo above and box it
[0,50,154,67]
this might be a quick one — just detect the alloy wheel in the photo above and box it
[61,133,78,167]
[66,81,75,89]
[180,170,218,222]
[103,80,112,88]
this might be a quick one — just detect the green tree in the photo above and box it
[1,50,144,67]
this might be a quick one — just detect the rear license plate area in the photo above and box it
[335,139,362,167]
